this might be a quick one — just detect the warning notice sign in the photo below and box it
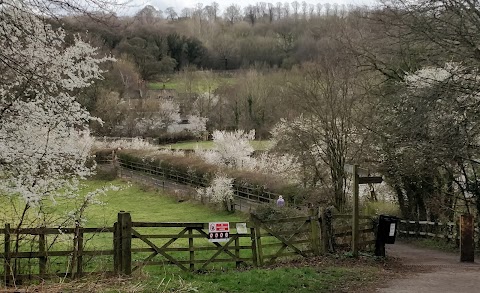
[208,222,230,242]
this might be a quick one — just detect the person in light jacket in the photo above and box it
[276,195,285,207]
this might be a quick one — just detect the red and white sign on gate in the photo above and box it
[208,222,230,242]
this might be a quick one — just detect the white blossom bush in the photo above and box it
[94,137,158,150]
[114,99,182,136]
[197,130,256,169]
[0,1,112,224]
[167,114,208,137]
[196,175,234,209]
[253,152,301,182]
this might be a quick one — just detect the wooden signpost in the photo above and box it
[345,164,383,257]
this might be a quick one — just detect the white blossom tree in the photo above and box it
[0,0,113,225]
[377,63,480,220]
[0,0,117,281]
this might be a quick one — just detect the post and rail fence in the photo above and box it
[397,218,479,242]
[94,150,296,211]
[1,210,376,285]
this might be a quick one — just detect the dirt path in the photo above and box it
[376,241,480,293]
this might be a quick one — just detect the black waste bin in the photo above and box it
[377,215,399,244]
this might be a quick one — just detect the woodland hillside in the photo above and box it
[69,0,480,222]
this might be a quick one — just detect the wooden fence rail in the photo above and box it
[117,158,284,207]
[1,225,114,285]
[1,210,376,285]
[330,213,376,251]
[397,219,465,241]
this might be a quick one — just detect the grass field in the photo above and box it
[148,75,235,94]
[162,140,273,151]
[80,180,244,226]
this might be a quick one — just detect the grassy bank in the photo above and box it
[21,257,385,293]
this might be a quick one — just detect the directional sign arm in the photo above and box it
[358,176,383,184]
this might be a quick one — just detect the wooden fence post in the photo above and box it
[352,164,359,257]
[188,228,194,271]
[455,220,460,247]
[444,222,450,242]
[39,229,46,276]
[76,227,84,278]
[4,224,11,286]
[310,208,320,255]
[118,211,132,275]
[113,222,121,274]
[250,226,258,267]
[460,214,474,262]
[320,208,333,253]
[250,216,263,266]
[235,236,241,268]
[319,209,326,253]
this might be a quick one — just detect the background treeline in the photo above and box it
[65,2,364,139]
[63,2,368,78]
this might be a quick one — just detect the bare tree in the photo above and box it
[276,2,283,19]
[308,4,315,19]
[244,5,257,25]
[268,3,275,22]
[273,60,371,210]
[181,7,192,18]
[224,4,241,24]
[283,2,290,18]
[165,7,177,20]
[316,3,322,16]
[291,1,299,20]
[258,2,268,19]
[211,1,219,20]
[135,5,162,24]
[324,3,331,16]
[204,5,215,22]
[301,1,308,19]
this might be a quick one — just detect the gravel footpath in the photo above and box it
[376,241,480,293]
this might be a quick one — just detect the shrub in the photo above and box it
[157,131,200,144]
[362,201,401,217]
[252,205,305,222]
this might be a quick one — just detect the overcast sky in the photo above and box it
[123,0,377,15]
